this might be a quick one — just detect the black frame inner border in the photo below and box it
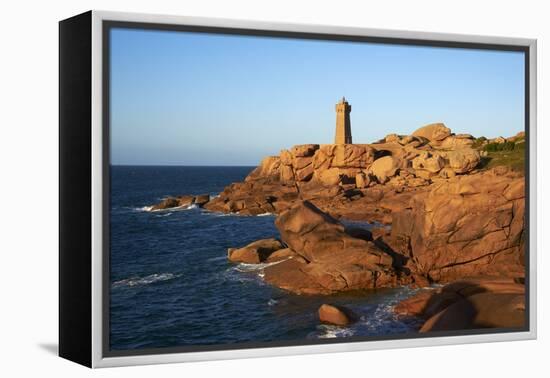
[102,19,531,358]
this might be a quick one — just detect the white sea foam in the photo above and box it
[255,212,274,217]
[267,299,278,306]
[206,256,227,263]
[201,210,274,217]
[112,273,180,288]
[317,325,356,339]
[136,203,198,213]
[200,210,234,217]
[234,259,288,273]
[311,286,425,340]
[223,259,289,285]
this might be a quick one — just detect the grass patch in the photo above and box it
[483,141,516,152]
[480,147,526,172]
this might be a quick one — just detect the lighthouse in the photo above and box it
[335,97,352,144]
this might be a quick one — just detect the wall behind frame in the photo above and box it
[0,1,542,377]
[59,10,92,368]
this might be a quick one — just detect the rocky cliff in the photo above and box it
[149,122,526,294]
[198,123,485,221]
[388,169,525,283]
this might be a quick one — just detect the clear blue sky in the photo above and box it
[110,28,525,166]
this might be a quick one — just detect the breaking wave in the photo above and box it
[222,259,289,285]
[233,260,285,273]
[135,203,199,213]
[112,273,181,288]
[316,325,356,339]
[311,286,425,339]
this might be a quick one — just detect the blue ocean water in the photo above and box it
[110,166,422,351]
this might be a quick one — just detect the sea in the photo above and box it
[110,165,423,351]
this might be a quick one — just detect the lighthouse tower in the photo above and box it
[335,97,352,144]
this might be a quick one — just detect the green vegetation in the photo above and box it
[471,136,487,149]
[483,141,516,152]
[475,137,525,173]
[480,148,525,173]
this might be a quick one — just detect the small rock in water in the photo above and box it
[318,304,357,326]
[227,238,285,264]
[194,194,210,206]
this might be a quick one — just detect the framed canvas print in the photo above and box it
[59,10,537,368]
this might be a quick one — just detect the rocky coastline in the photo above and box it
[149,123,526,332]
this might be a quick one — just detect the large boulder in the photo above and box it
[309,144,377,184]
[441,148,481,174]
[280,149,293,165]
[331,144,376,168]
[438,135,475,149]
[227,238,285,263]
[314,167,342,186]
[279,164,295,182]
[290,144,319,157]
[394,290,439,318]
[355,172,375,188]
[151,197,181,211]
[398,135,429,148]
[274,201,391,267]
[420,292,525,332]
[293,160,314,181]
[384,133,401,143]
[412,151,444,173]
[263,201,406,294]
[369,156,398,183]
[265,248,304,263]
[394,277,525,332]
[312,145,334,170]
[245,156,281,181]
[194,194,210,206]
[150,195,196,211]
[389,170,525,283]
[412,123,452,142]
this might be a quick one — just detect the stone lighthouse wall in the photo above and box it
[335,98,352,144]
